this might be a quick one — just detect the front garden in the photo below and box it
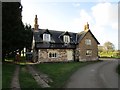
[2,61,98,89]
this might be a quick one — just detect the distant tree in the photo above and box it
[2,2,25,61]
[103,41,115,52]
[98,46,104,52]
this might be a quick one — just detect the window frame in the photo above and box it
[43,33,51,42]
[63,35,70,43]
[49,52,58,58]
[86,50,92,56]
[85,39,91,45]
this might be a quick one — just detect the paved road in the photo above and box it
[65,59,119,88]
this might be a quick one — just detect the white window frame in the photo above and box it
[85,39,91,45]
[64,35,70,43]
[49,52,57,58]
[43,34,51,42]
[86,50,92,56]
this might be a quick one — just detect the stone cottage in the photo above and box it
[32,15,100,62]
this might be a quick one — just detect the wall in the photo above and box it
[38,49,74,62]
[76,31,98,61]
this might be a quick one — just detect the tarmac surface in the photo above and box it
[65,59,119,88]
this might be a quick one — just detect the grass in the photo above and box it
[2,60,100,88]
[2,63,16,88]
[34,61,98,88]
[117,64,120,75]
[19,65,40,88]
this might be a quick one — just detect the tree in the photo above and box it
[2,2,25,61]
[103,41,115,52]
[98,45,104,52]
[24,24,33,51]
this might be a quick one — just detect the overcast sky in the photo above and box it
[21,0,119,50]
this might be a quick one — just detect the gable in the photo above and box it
[77,30,100,44]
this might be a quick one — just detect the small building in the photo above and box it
[32,15,100,63]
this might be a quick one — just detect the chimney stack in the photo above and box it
[34,15,39,31]
[84,22,89,32]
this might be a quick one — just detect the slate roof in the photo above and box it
[33,29,99,49]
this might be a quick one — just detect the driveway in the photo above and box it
[65,59,119,88]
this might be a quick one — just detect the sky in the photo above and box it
[21,0,119,50]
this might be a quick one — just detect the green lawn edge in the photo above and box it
[2,63,16,88]
[19,65,41,88]
[34,61,100,88]
[117,64,120,75]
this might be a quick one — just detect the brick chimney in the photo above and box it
[84,22,89,32]
[34,15,39,31]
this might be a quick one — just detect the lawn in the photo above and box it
[19,65,40,88]
[2,63,16,88]
[117,64,120,75]
[2,61,100,88]
[34,61,97,88]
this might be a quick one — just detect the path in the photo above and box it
[65,59,119,88]
[27,65,51,88]
[11,65,20,90]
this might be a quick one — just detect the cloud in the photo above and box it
[91,2,118,27]
[70,9,93,32]
[70,2,118,49]
[91,2,118,49]
[72,3,80,7]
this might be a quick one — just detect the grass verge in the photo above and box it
[19,65,40,88]
[34,61,98,88]
[117,64,120,75]
[2,63,16,88]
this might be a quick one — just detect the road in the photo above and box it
[65,59,119,88]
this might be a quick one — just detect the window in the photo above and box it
[64,35,70,43]
[49,52,57,58]
[86,50,92,56]
[43,34,51,42]
[85,39,91,45]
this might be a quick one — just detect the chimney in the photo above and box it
[34,15,39,31]
[84,22,89,32]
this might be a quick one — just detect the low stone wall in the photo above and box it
[79,57,98,61]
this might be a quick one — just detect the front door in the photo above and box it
[67,50,73,61]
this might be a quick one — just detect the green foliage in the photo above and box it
[2,3,33,62]
[24,24,33,50]
[98,46,104,52]
[103,41,115,52]
[98,41,115,53]
[2,2,25,61]
[2,63,16,88]
[99,51,120,58]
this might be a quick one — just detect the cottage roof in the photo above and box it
[77,30,100,44]
[33,29,99,49]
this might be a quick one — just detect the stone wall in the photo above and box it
[38,49,74,62]
[76,31,99,61]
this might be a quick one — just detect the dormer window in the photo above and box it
[43,33,51,42]
[85,39,91,45]
[64,35,70,43]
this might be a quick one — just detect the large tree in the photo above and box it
[24,24,33,51]
[2,2,25,61]
[103,41,115,52]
